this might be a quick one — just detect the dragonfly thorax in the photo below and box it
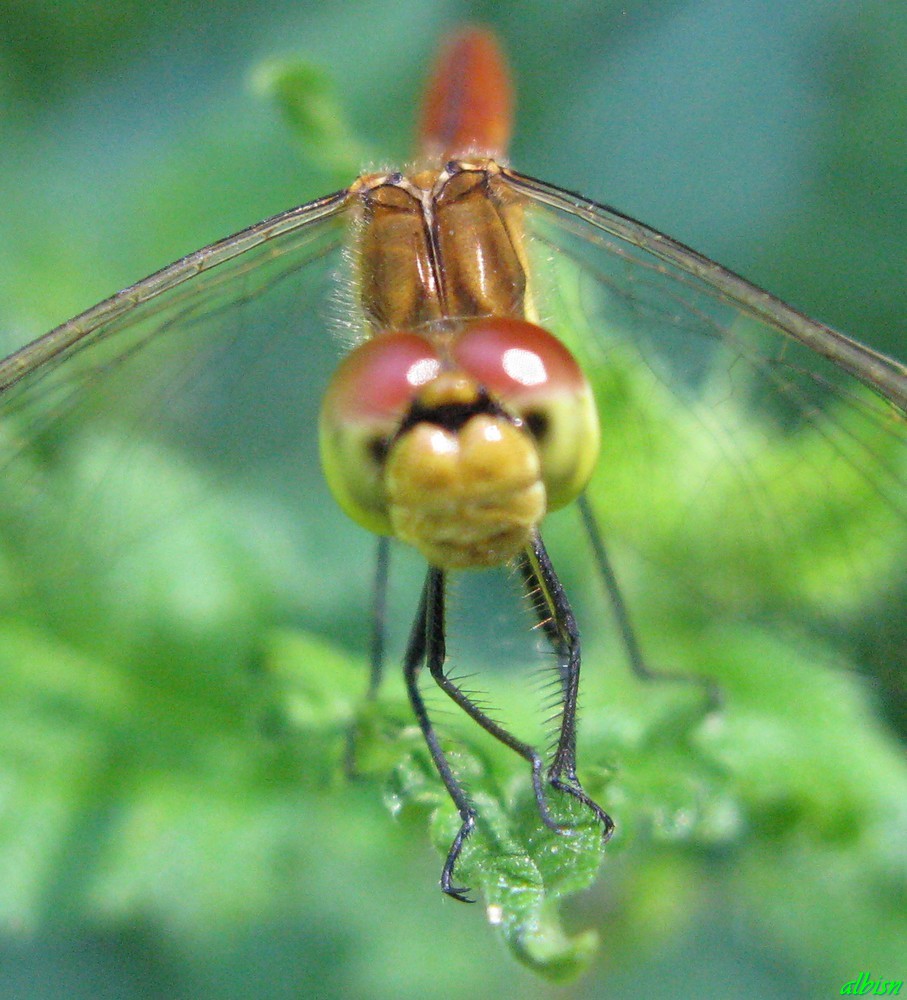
[352,160,529,332]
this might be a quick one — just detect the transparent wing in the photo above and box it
[500,168,907,685]
[0,188,385,654]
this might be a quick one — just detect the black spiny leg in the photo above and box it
[408,565,580,900]
[403,568,478,902]
[421,567,569,835]
[518,532,614,841]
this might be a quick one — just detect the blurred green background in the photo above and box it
[0,1,905,997]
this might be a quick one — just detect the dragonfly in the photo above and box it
[0,28,905,903]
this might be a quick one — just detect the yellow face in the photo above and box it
[319,317,600,569]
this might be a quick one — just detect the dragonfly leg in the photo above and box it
[344,537,391,776]
[422,567,569,835]
[404,568,477,902]
[518,533,615,841]
[577,494,721,712]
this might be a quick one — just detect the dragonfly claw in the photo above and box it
[443,884,476,904]
[548,775,615,843]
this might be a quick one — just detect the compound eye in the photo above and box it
[319,332,441,534]
[452,318,600,509]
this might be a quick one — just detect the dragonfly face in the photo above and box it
[0,28,904,909]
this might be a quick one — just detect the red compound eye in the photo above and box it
[451,317,600,510]
[451,317,587,405]
[323,331,441,425]
[320,332,441,536]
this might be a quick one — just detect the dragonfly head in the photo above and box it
[319,318,600,569]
